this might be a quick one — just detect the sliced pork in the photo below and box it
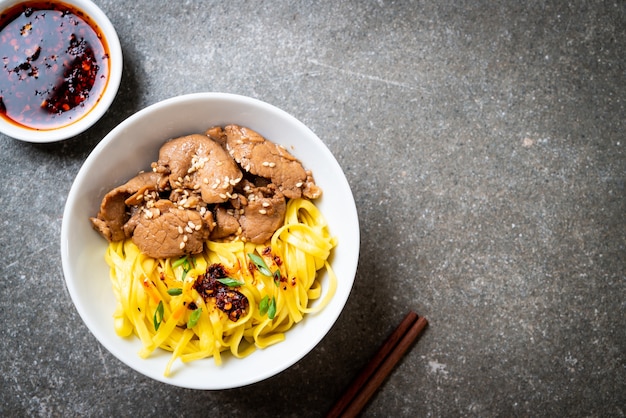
[91,126,321,258]
[90,171,167,242]
[223,125,321,199]
[153,134,243,204]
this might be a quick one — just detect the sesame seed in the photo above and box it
[262,161,270,167]
[179,241,186,249]
[183,235,188,242]
[178,226,184,234]
[195,224,202,231]
[216,161,223,166]
[295,182,303,188]
[262,201,270,207]
[219,193,227,199]
[259,209,267,215]
[203,178,209,184]
[268,162,276,168]
[188,221,195,228]
[185,226,193,234]
[236,139,243,144]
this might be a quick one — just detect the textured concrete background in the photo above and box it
[1,0,624,416]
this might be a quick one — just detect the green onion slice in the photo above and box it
[153,301,164,331]
[248,253,272,277]
[268,297,277,320]
[187,308,202,328]
[217,277,244,287]
[259,295,269,316]
[172,256,188,268]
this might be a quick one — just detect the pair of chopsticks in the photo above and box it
[326,311,428,417]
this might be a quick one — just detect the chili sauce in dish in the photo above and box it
[0,1,110,130]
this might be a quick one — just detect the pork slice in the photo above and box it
[205,126,227,147]
[210,206,241,240]
[90,171,167,242]
[224,125,322,200]
[239,186,286,244]
[154,134,242,204]
[131,200,213,258]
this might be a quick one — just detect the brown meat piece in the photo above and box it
[131,200,214,258]
[210,206,241,240]
[153,134,242,204]
[205,126,227,147]
[90,171,167,242]
[239,186,286,244]
[224,125,321,200]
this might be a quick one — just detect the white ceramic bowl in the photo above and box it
[61,93,360,389]
[0,0,122,142]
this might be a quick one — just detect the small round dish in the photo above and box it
[61,93,360,389]
[0,0,122,142]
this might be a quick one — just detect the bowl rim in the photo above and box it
[0,0,123,143]
[61,92,360,389]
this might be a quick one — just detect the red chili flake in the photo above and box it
[193,263,249,322]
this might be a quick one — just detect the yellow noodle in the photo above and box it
[105,198,336,376]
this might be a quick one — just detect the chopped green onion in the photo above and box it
[259,295,269,316]
[273,269,281,285]
[268,297,277,320]
[217,277,244,287]
[172,256,188,268]
[259,295,276,319]
[187,308,202,328]
[248,253,272,277]
[167,288,183,296]
[153,301,164,331]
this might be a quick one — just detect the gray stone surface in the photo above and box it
[1,0,624,416]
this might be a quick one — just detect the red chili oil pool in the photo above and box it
[0,1,110,130]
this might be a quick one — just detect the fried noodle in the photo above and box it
[105,198,337,376]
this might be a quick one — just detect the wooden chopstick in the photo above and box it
[326,311,428,418]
